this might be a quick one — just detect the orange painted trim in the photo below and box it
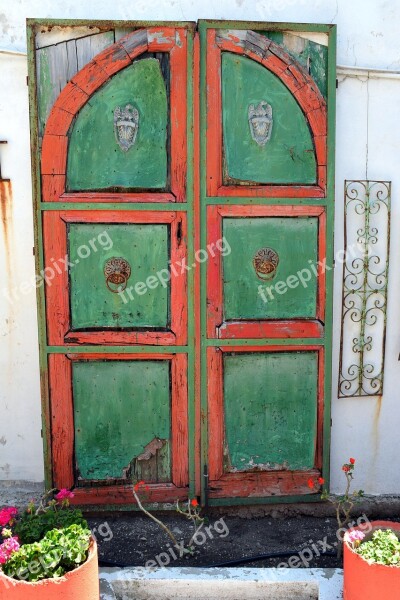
[218,320,324,339]
[41,27,189,204]
[71,484,188,505]
[147,27,176,51]
[59,210,177,223]
[206,205,223,338]
[207,30,327,198]
[170,214,188,345]
[207,347,224,481]
[209,469,322,499]
[49,353,189,497]
[216,185,326,198]
[170,30,188,202]
[43,212,70,344]
[206,29,223,197]
[41,135,68,175]
[64,331,177,346]
[67,353,175,361]
[207,345,324,498]
[59,192,176,203]
[217,205,325,217]
[193,33,202,496]
[42,175,66,202]
[43,211,187,346]
[206,205,326,338]
[171,353,189,487]
[49,354,74,489]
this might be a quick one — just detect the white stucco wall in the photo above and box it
[0,0,399,495]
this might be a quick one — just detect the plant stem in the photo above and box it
[132,489,179,547]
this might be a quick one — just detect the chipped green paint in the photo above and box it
[223,351,318,471]
[262,31,328,98]
[222,53,316,185]
[222,216,318,320]
[73,359,171,480]
[68,223,169,329]
[67,58,168,191]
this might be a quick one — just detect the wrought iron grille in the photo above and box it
[338,180,391,397]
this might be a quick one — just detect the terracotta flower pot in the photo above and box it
[0,538,99,600]
[343,520,400,600]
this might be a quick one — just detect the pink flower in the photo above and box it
[55,488,74,501]
[346,530,366,543]
[0,536,20,564]
[0,507,17,527]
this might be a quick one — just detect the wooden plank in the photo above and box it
[171,214,188,345]
[49,354,74,489]
[41,135,68,175]
[170,30,188,202]
[75,31,115,70]
[171,354,189,487]
[209,469,321,498]
[218,320,324,339]
[206,29,222,196]
[43,211,70,345]
[206,205,223,337]
[71,483,188,505]
[207,348,224,480]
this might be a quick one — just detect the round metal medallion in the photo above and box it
[104,257,132,293]
[253,247,279,281]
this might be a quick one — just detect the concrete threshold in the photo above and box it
[99,567,343,600]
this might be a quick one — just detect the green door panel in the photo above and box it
[223,217,318,320]
[68,223,169,329]
[73,360,171,481]
[67,58,168,191]
[222,53,317,184]
[223,352,318,471]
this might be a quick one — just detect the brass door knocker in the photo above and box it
[253,247,279,281]
[104,257,131,293]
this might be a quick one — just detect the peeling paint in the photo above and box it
[0,180,13,280]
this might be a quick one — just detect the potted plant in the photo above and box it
[343,521,400,600]
[0,489,99,599]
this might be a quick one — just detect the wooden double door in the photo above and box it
[29,19,336,506]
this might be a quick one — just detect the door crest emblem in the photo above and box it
[114,104,139,152]
[253,247,279,281]
[104,257,132,293]
[248,101,273,147]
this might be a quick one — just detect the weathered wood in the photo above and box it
[37,31,114,136]
[49,354,74,489]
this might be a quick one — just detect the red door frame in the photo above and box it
[205,28,327,198]
[41,26,192,505]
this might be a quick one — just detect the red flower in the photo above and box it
[134,480,145,492]
[349,458,355,465]
[318,477,325,485]
[342,465,350,472]
[55,489,74,501]
[307,478,315,489]
[191,498,199,507]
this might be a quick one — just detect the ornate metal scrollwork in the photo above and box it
[104,257,131,293]
[248,101,273,146]
[338,181,391,397]
[114,104,139,151]
[253,247,279,281]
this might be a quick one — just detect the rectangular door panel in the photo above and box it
[49,353,189,504]
[44,211,187,346]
